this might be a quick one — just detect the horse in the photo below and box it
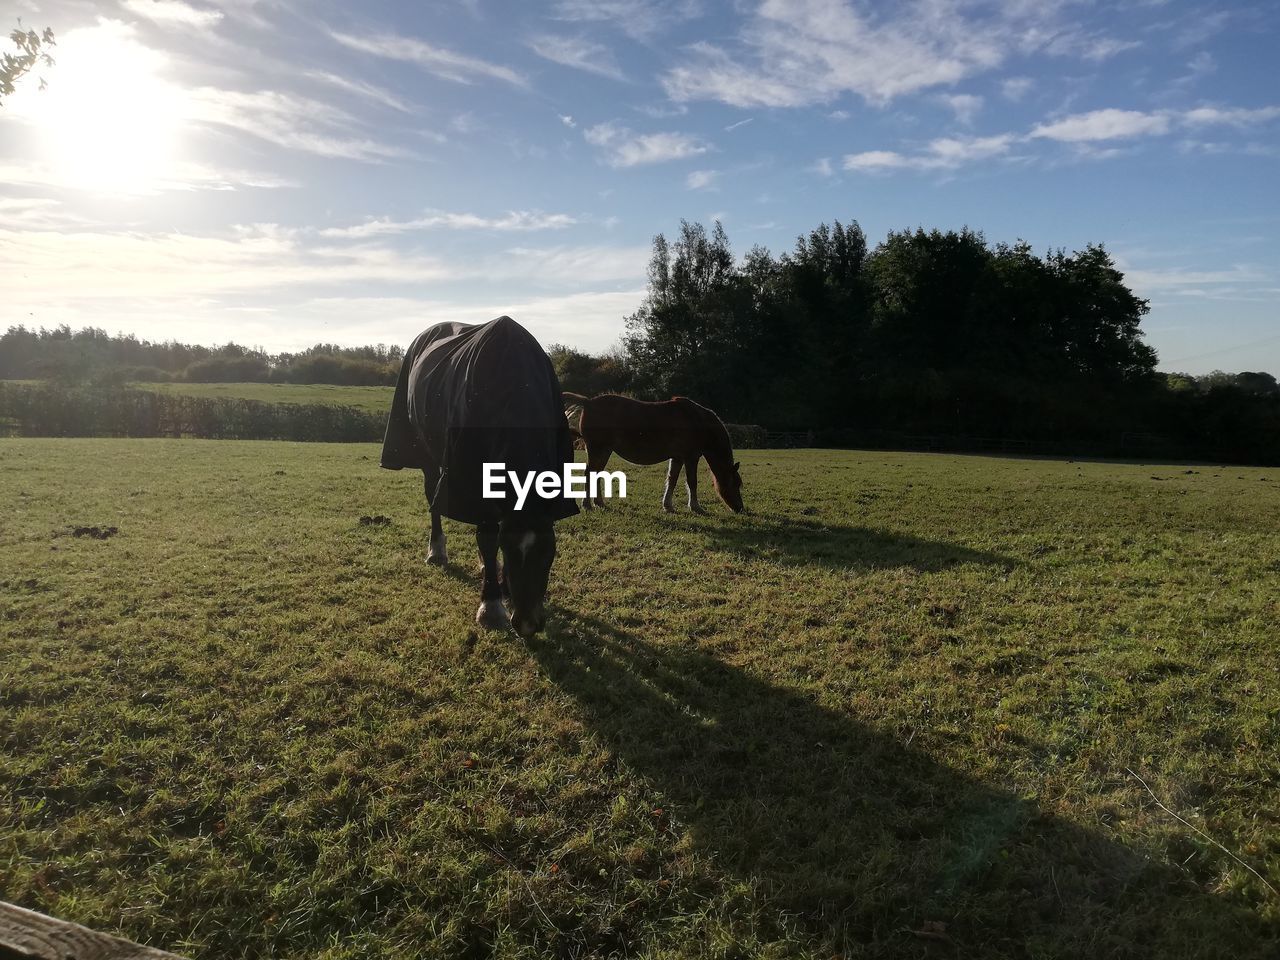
[381,316,579,637]
[561,393,744,514]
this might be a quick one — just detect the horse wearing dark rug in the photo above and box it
[562,393,744,514]
[382,316,578,637]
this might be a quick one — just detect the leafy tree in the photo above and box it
[624,220,750,406]
[1,23,54,105]
[547,344,634,396]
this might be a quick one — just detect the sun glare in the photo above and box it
[12,21,186,194]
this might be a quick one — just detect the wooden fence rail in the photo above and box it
[0,901,184,960]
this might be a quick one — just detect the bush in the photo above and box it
[0,383,383,442]
[271,355,398,386]
[185,356,271,382]
[725,423,767,449]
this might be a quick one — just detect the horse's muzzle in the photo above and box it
[513,609,547,638]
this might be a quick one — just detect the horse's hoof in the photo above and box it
[426,536,447,565]
[475,599,510,631]
[662,502,675,513]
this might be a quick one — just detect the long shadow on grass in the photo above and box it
[532,613,1274,959]
[651,511,1014,573]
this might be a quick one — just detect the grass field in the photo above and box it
[2,439,1278,959]
[132,381,394,414]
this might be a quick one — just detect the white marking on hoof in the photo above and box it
[688,492,706,514]
[426,533,448,565]
[476,598,510,631]
[662,500,675,513]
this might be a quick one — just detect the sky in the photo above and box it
[1,0,1277,373]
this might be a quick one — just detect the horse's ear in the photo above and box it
[734,461,740,471]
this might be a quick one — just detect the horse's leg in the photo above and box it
[586,445,613,508]
[424,469,447,565]
[427,510,448,565]
[662,458,683,513]
[684,454,706,514]
[475,523,510,630]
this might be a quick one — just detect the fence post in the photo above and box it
[0,900,186,959]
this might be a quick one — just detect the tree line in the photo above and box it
[552,220,1279,463]
[0,326,403,386]
[4,218,1278,462]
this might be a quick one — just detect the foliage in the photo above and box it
[0,382,383,441]
[2,440,1278,958]
[619,219,1280,463]
[1,23,54,104]
[547,344,634,396]
[0,326,403,386]
[269,354,397,386]
[185,355,272,383]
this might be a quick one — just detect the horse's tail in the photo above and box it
[561,391,589,435]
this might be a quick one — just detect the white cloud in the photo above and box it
[319,210,579,239]
[1119,262,1270,296]
[843,134,1015,172]
[0,157,298,194]
[686,169,718,189]
[188,87,410,161]
[1030,109,1171,142]
[305,71,414,113]
[841,100,1280,175]
[451,112,482,135]
[1182,105,1280,128]
[810,156,833,176]
[121,0,224,27]
[635,102,688,119]
[1000,76,1032,101]
[1174,51,1216,88]
[660,0,1141,110]
[559,114,577,127]
[528,34,625,80]
[0,197,95,229]
[1,225,647,307]
[724,117,753,132]
[940,93,983,124]
[0,226,451,300]
[583,122,709,167]
[330,29,525,87]
[496,244,649,285]
[551,0,702,40]
[843,150,907,171]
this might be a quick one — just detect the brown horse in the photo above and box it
[562,393,744,514]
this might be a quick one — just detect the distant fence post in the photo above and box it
[0,900,185,959]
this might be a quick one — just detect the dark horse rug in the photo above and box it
[380,316,579,525]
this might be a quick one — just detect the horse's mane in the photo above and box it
[673,396,734,461]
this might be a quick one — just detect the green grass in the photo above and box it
[2,440,1278,959]
[131,381,394,414]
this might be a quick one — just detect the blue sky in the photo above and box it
[2,0,1277,372]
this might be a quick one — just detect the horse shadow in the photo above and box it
[649,510,1014,574]
[529,612,1275,958]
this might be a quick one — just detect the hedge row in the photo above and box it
[0,383,384,442]
[0,384,776,451]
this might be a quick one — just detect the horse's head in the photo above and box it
[712,460,745,513]
[499,516,557,637]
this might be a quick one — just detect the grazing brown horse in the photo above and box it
[562,393,744,514]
